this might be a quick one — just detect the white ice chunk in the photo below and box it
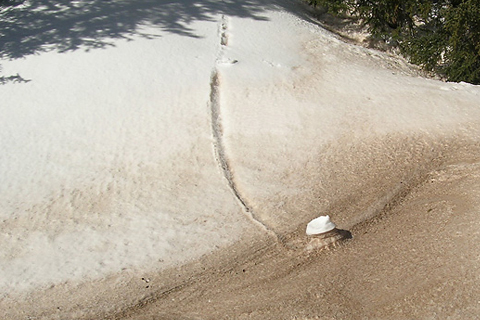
[306,215,336,235]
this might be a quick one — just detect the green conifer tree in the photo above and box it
[308,0,480,84]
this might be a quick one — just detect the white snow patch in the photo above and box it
[306,215,336,235]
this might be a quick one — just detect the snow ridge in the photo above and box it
[209,16,275,237]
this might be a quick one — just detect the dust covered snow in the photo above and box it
[1,0,480,318]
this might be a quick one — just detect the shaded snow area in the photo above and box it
[1,0,480,308]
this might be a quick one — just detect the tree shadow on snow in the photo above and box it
[0,72,31,84]
[0,0,312,60]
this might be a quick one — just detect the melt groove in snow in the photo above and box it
[209,16,276,237]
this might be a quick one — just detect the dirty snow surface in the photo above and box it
[1,0,480,317]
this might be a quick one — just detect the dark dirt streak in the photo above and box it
[114,138,480,319]
[109,236,281,320]
[121,161,480,320]
[208,16,278,237]
[209,70,253,214]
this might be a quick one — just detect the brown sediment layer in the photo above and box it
[4,155,480,320]
[114,159,480,320]
[305,228,352,251]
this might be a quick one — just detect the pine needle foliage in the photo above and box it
[309,0,480,84]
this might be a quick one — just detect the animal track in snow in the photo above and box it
[217,57,238,65]
[220,15,229,47]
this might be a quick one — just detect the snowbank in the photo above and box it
[0,8,250,295]
[1,0,480,304]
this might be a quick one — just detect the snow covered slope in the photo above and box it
[0,1,259,294]
[1,0,480,316]
[219,14,480,234]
